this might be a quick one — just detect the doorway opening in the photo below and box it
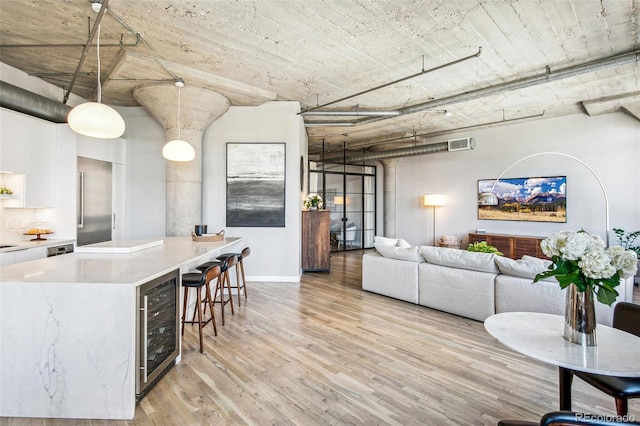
[309,161,376,252]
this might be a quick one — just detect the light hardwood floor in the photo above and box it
[3,251,639,425]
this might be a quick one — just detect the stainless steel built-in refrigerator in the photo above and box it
[77,156,113,246]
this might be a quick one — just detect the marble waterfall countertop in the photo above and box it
[0,236,242,286]
[0,236,243,420]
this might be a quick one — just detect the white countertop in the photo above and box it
[74,238,163,254]
[0,236,243,286]
[484,312,640,376]
[0,238,75,253]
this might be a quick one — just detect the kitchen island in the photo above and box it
[0,236,243,420]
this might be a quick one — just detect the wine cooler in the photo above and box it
[135,269,180,400]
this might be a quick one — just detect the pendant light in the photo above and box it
[162,80,195,162]
[67,21,125,139]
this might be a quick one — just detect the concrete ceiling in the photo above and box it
[0,0,638,157]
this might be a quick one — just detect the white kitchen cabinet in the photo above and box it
[0,108,56,207]
[0,247,47,266]
[0,110,26,173]
[0,252,16,266]
[14,246,47,263]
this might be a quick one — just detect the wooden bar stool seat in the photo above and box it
[216,247,250,307]
[181,264,220,353]
[195,257,235,325]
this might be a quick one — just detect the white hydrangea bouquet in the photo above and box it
[303,193,323,210]
[534,230,638,306]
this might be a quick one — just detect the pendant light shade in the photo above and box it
[67,22,125,139]
[162,80,194,162]
[68,102,125,139]
[162,139,195,161]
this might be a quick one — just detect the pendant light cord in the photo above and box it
[96,23,102,103]
[177,83,181,140]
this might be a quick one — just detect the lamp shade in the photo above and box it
[67,102,125,139]
[334,196,344,205]
[423,194,445,206]
[162,139,195,162]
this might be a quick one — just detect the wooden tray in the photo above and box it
[191,230,224,242]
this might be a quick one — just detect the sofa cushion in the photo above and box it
[418,263,496,321]
[362,252,420,304]
[495,255,556,282]
[419,246,499,273]
[397,238,412,248]
[374,236,401,246]
[375,242,424,262]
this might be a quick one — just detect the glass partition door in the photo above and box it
[309,162,376,251]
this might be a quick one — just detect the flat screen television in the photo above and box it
[478,175,567,222]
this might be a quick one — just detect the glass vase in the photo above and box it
[563,283,597,346]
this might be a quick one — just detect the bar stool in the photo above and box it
[181,264,220,353]
[217,247,250,307]
[195,256,236,325]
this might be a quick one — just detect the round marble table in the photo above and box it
[484,312,640,410]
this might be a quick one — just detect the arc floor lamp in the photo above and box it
[477,151,610,246]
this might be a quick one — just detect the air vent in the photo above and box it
[448,137,475,151]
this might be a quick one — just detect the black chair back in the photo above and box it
[612,302,640,337]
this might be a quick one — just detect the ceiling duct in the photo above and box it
[323,136,474,164]
[0,80,70,123]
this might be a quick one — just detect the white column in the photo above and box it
[134,85,229,236]
[380,159,399,238]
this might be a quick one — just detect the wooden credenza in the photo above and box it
[302,210,330,272]
[468,233,548,260]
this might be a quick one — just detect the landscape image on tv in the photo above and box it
[478,176,567,222]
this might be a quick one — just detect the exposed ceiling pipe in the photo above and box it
[0,33,140,49]
[63,0,110,104]
[301,47,482,113]
[302,110,399,117]
[324,141,450,164]
[305,122,355,127]
[0,81,70,123]
[343,110,546,151]
[307,48,640,128]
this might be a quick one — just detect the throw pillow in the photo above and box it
[495,256,556,281]
[374,236,400,246]
[397,238,412,248]
[419,246,500,273]
[374,242,424,262]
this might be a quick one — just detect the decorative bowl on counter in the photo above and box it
[24,227,53,241]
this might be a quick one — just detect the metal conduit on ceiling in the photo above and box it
[304,49,640,128]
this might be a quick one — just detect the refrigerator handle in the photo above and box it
[77,172,85,229]
[113,213,116,230]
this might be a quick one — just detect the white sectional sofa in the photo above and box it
[362,241,634,326]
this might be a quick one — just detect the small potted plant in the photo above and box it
[303,193,323,210]
[467,241,503,256]
[0,185,13,199]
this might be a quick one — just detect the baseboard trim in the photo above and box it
[247,275,301,283]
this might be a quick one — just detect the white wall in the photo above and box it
[202,102,305,282]
[119,107,167,239]
[392,112,640,248]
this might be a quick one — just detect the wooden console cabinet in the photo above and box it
[468,233,548,260]
[302,210,330,272]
